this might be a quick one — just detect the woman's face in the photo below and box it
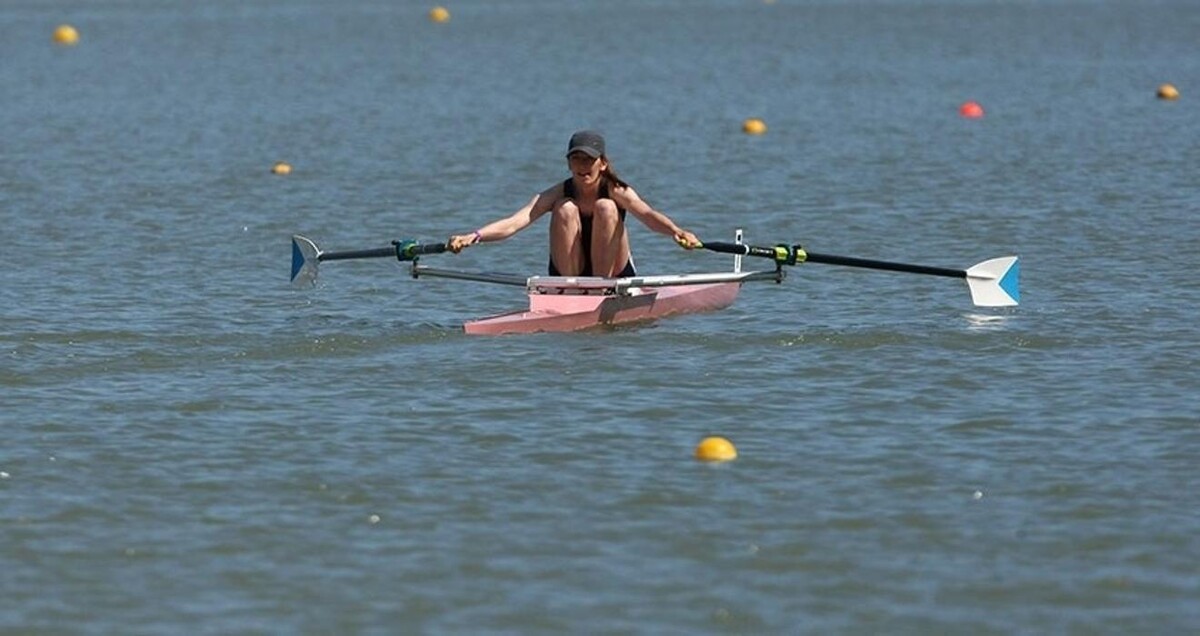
[567,152,606,185]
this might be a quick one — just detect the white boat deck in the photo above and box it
[412,265,783,296]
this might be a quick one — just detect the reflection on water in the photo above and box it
[963,312,1015,331]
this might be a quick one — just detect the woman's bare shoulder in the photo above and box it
[529,181,567,211]
[610,183,645,205]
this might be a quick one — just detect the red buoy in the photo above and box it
[959,101,984,119]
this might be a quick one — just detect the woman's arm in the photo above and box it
[613,185,701,248]
[448,184,561,253]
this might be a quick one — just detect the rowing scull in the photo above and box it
[410,266,782,335]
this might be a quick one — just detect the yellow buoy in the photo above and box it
[53,24,79,46]
[429,6,451,23]
[695,436,737,462]
[271,162,292,175]
[1157,83,1179,100]
[742,118,767,135]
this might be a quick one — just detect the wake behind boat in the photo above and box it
[289,231,1018,335]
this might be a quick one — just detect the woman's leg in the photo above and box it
[549,199,587,276]
[589,199,632,277]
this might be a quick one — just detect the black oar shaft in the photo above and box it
[702,241,965,279]
[805,252,965,279]
[318,242,447,263]
[403,243,449,258]
[319,247,396,262]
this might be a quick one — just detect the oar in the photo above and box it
[291,235,447,287]
[699,241,1019,307]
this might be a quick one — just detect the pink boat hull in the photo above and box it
[463,282,742,335]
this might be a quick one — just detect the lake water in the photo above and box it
[3,0,1198,633]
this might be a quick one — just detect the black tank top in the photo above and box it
[549,178,636,277]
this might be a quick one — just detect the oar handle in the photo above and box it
[702,241,780,259]
[701,241,802,265]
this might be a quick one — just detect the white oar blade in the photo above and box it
[291,235,321,287]
[965,256,1019,307]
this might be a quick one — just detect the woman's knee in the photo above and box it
[592,199,621,227]
[552,199,581,222]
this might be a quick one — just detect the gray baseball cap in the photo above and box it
[566,130,605,158]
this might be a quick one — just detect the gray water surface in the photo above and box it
[3,1,1199,633]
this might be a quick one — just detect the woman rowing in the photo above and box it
[447,130,701,277]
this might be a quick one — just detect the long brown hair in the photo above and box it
[601,157,630,190]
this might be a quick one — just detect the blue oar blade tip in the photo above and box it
[290,235,321,287]
[291,238,304,281]
[999,257,1019,304]
[966,256,1019,307]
